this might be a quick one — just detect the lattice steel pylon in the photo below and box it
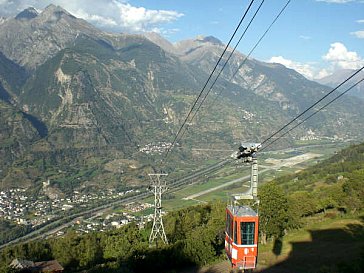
[148,173,168,247]
[232,143,260,202]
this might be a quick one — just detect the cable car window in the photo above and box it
[230,215,233,238]
[226,212,230,236]
[241,222,255,245]
[226,212,233,238]
[225,212,228,233]
[234,221,238,244]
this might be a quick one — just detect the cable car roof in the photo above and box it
[227,205,257,217]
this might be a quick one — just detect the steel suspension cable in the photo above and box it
[260,66,364,146]
[260,76,364,152]
[176,0,267,142]
[160,0,256,166]
[184,0,292,135]
[186,0,266,121]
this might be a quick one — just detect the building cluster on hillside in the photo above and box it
[299,129,320,141]
[299,129,346,141]
[0,187,139,229]
[139,142,175,154]
[241,109,255,121]
[57,201,155,235]
[124,201,153,212]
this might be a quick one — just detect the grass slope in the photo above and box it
[180,214,364,273]
[257,214,364,273]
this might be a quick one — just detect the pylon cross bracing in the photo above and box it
[148,173,168,246]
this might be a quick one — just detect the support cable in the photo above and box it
[177,0,267,142]
[260,77,364,152]
[205,0,292,114]
[260,66,364,146]
[161,0,257,166]
[178,0,291,142]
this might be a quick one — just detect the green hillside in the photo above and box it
[275,143,364,216]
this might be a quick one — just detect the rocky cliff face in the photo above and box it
[0,6,364,191]
[0,5,102,70]
[147,34,364,137]
[151,35,320,113]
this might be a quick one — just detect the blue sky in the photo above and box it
[0,0,363,79]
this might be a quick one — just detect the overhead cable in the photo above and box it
[161,0,256,165]
[184,0,266,125]
[180,0,291,141]
[260,76,364,152]
[261,66,364,146]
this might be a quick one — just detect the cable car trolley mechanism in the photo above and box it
[225,143,261,272]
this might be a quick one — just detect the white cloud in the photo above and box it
[268,43,364,79]
[299,35,311,40]
[351,30,364,38]
[323,42,364,69]
[357,19,364,23]
[268,56,316,79]
[113,1,183,32]
[317,68,331,79]
[0,0,184,33]
[73,9,117,27]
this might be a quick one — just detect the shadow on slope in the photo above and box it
[84,243,200,273]
[0,83,12,104]
[258,217,364,273]
[21,111,48,138]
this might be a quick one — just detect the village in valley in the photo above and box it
[0,183,155,236]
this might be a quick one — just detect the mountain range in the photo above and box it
[317,69,364,100]
[0,5,363,193]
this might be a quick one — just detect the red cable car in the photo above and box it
[225,205,259,271]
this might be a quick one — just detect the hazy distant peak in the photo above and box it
[43,4,67,13]
[174,35,226,57]
[0,3,101,69]
[41,4,76,20]
[144,31,165,41]
[195,35,223,46]
[316,68,364,99]
[15,7,39,20]
[143,32,176,53]
[318,69,359,84]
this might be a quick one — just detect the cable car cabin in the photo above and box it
[225,205,259,270]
